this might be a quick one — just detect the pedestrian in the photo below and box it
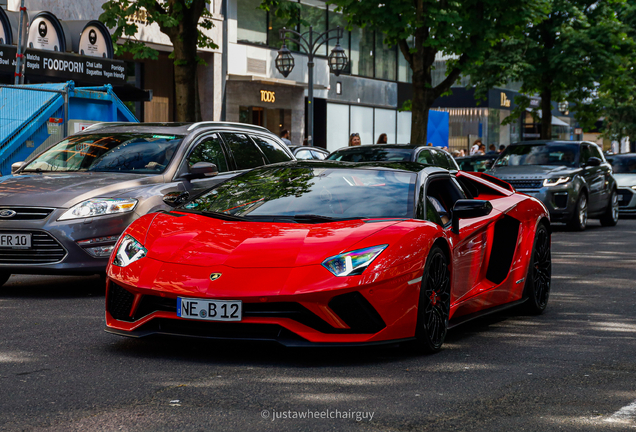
[478,143,486,155]
[498,145,506,153]
[486,144,498,155]
[427,142,433,146]
[459,149,466,157]
[280,129,292,146]
[377,133,387,144]
[349,133,361,146]
[470,139,482,155]
[451,150,460,157]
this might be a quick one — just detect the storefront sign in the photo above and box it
[574,128,583,134]
[0,45,126,85]
[260,90,275,103]
[529,98,541,108]
[500,92,511,107]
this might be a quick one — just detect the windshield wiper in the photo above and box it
[177,209,250,222]
[290,214,362,223]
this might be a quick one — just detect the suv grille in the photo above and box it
[0,207,54,220]
[507,180,543,190]
[0,231,66,264]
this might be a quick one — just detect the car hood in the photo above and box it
[614,173,636,187]
[0,172,160,208]
[143,212,402,268]
[488,165,579,179]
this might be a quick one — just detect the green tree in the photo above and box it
[260,0,545,145]
[100,0,218,122]
[472,0,628,140]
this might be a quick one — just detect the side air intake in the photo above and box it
[486,215,521,284]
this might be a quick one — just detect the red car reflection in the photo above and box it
[105,162,551,352]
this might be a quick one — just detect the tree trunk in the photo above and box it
[540,88,552,140]
[410,78,436,145]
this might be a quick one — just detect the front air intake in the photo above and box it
[328,292,386,334]
[107,283,135,321]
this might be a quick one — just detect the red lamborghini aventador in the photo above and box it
[105,161,551,352]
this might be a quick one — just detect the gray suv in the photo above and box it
[488,141,618,230]
[0,122,294,286]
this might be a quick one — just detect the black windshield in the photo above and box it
[495,144,579,167]
[22,133,184,174]
[607,156,636,174]
[183,166,416,220]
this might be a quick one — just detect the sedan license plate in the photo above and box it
[0,233,31,249]
[177,297,242,321]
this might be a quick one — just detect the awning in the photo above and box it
[526,108,570,126]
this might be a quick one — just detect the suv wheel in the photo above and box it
[567,192,588,231]
[599,189,619,227]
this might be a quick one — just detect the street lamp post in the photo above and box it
[275,26,348,147]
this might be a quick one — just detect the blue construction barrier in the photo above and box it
[427,110,450,148]
[0,81,138,175]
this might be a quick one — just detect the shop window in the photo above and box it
[237,0,267,45]
[375,36,396,81]
[222,133,266,169]
[350,26,374,78]
[350,105,374,145]
[300,1,327,56]
[251,135,293,163]
[188,134,229,172]
[327,103,349,152]
[374,108,396,144]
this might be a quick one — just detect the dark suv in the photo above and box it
[0,122,294,286]
[488,141,618,230]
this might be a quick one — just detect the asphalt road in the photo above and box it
[1,219,635,431]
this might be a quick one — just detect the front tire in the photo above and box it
[522,224,551,315]
[567,192,588,231]
[600,189,619,227]
[412,246,450,353]
[0,272,10,288]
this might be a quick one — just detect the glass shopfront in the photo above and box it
[239,106,292,138]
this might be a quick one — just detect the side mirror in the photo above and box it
[181,162,218,181]
[163,191,190,207]
[451,199,493,233]
[586,157,602,167]
[11,162,25,174]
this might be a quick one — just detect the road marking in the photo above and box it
[408,277,422,285]
[605,399,636,423]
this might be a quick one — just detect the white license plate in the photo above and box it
[0,233,31,249]
[177,297,242,321]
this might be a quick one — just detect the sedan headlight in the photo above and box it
[322,245,388,277]
[543,177,571,187]
[58,198,138,221]
[113,235,147,267]
[631,185,636,190]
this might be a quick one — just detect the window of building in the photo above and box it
[300,1,327,56]
[375,35,396,81]
[350,26,374,78]
[237,0,267,45]
[398,37,413,83]
[327,8,350,74]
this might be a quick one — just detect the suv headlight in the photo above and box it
[322,245,388,277]
[58,198,138,221]
[543,177,570,187]
[113,235,147,267]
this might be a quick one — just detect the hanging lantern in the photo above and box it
[328,43,348,76]
[275,44,295,78]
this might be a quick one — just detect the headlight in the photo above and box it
[58,198,137,221]
[113,235,147,267]
[322,245,388,277]
[631,185,636,190]
[543,177,570,187]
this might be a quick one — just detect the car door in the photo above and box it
[183,133,232,193]
[425,175,494,304]
[589,143,611,209]
[221,132,267,170]
[580,144,605,212]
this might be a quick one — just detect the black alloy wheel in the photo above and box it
[413,245,450,353]
[567,192,588,231]
[600,189,619,227]
[0,272,10,288]
[522,224,551,315]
